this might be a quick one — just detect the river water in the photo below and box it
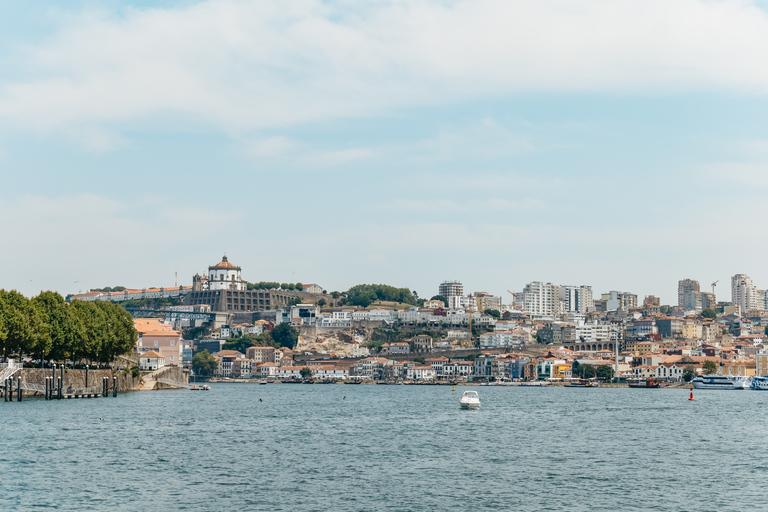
[1,383,767,511]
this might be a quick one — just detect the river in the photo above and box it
[1,383,767,511]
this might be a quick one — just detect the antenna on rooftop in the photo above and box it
[175,272,178,288]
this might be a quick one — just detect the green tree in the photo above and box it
[484,309,501,319]
[300,367,312,379]
[223,335,255,354]
[413,356,425,365]
[578,364,596,379]
[271,323,299,349]
[192,350,217,377]
[703,359,718,374]
[317,298,326,307]
[701,309,717,319]
[331,291,340,299]
[345,284,417,307]
[682,364,697,382]
[595,365,614,381]
[0,290,34,359]
[295,283,303,291]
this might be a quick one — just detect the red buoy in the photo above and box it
[688,388,694,401]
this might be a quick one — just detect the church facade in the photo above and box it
[186,255,300,313]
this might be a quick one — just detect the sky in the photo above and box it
[2,0,768,304]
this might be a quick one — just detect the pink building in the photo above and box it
[134,318,183,367]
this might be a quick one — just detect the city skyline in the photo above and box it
[3,0,768,303]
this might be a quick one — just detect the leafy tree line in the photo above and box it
[222,323,299,353]
[344,284,417,308]
[247,282,304,291]
[0,290,138,365]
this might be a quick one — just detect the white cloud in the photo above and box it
[0,194,242,296]
[388,197,544,213]
[2,0,768,141]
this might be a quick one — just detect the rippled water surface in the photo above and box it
[2,384,768,511]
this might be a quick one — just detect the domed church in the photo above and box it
[207,255,246,291]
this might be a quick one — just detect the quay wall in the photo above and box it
[13,369,143,396]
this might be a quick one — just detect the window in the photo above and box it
[154,341,158,347]
[170,340,175,346]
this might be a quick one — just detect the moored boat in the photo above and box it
[565,379,599,388]
[190,384,210,390]
[751,376,768,390]
[691,374,750,390]
[628,378,661,388]
[459,390,481,409]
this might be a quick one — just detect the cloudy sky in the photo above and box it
[2,0,768,304]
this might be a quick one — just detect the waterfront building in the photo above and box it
[756,353,768,376]
[406,365,436,381]
[134,318,183,367]
[259,362,278,377]
[678,279,700,308]
[139,350,165,371]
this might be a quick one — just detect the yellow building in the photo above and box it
[553,363,572,380]
[681,319,702,340]
[723,360,756,377]
[756,353,768,376]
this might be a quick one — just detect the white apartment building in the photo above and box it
[559,285,593,315]
[523,281,559,320]
[678,279,700,308]
[732,274,760,313]
[439,280,464,299]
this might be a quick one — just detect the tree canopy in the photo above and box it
[192,350,217,376]
[345,284,417,308]
[595,365,614,381]
[701,309,717,319]
[271,323,299,349]
[703,360,718,374]
[0,290,137,364]
[430,295,447,305]
[682,364,697,382]
[577,363,596,379]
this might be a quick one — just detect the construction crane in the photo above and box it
[711,280,719,307]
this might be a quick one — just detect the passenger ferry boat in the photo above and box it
[750,376,768,390]
[627,378,661,388]
[691,374,750,390]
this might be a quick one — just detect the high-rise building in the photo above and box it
[678,279,700,308]
[683,291,702,313]
[473,292,501,313]
[732,274,759,313]
[523,281,559,320]
[438,280,463,299]
[601,291,638,312]
[558,285,593,314]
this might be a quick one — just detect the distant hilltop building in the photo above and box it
[439,280,463,298]
[192,255,247,292]
[185,255,309,313]
[70,286,191,302]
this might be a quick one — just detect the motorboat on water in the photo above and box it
[564,379,600,388]
[691,374,750,390]
[190,384,210,390]
[751,376,768,390]
[628,378,661,388]
[459,390,481,409]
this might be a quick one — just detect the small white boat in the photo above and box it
[459,390,481,409]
